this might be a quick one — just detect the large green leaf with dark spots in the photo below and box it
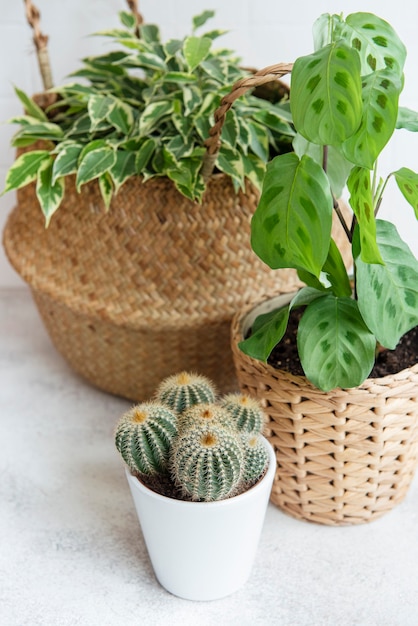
[355,219,418,349]
[337,12,406,75]
[343,69,402,169]
[298,294,376,391]
[239,287,325,362]
[290,40,363,146]
[347,166,383,264]
[251,153,333,276]
[394,168,418,219]
[238,305,290,362]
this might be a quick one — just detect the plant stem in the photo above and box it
[374,173,392,217]
[334,196,352,241]
[322,144,328,171]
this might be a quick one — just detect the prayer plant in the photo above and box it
[239,12,418,392]
[2,9,293,225]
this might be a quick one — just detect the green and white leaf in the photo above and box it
[247,121,270,162]
[36,157,65,226]
[221,109,239,148]
[291,40,363,146]
[76,146,116,190]
[253,109,296,137]
[98,172,113,210]
[394,167,418,218]
[243,154,266,193]
[164,39,183,58]
[135,138,157,173]
[88,95,115,130]
[110,150,137,192]
[51,143,83,183]
[163,72,198,84]
[192,10,215,31]
[355,219,418,349]
[216,146,245,191]
[251,153,333,275]
[2,150,50,193]
[200,58,228,83]
[166,167,194,200]
[107,98,134,134]
[183,36,211,71]
[12,117,64,138]
[138,24,161,44]
[343,69,402,169]
[298,294,376,391]
[182,85,201,116]
[139,101,173,135]
[166,134,194,159]
[124,52,167,71]
[13,86,48,121]
[118,10,137,31]
[347,166,384,264]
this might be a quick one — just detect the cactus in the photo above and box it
[220,393,266,434]
[241,434,270,483]
[115,372,271,502]
[115,402,178,475]
[155,371,217,414]
[177,403,233,433]
[171,425,244,501]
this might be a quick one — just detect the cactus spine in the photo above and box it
[241,434,269,482]
[221,393,266,433]
[177,403,233,433]
[171,425,244,501]
[115,402,178,475]
[155,371,216,414]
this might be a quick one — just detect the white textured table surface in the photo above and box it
[1,288,418,626]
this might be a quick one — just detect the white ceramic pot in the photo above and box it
[125,436,276,601]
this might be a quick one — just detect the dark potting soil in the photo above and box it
[266,308,418,380]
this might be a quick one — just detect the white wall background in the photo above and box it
[1,0,417,287]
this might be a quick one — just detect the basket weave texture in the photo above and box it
[4,173,301,400]
[231,296,418,525]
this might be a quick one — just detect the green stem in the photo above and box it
[374,173,392,217]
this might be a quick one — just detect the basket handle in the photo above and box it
[201,62,293,181]
[23,0,145,90]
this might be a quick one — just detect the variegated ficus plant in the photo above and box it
[240,12,418,392]
[2,10,293,225]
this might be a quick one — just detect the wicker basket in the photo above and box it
[231,293,418,525]
[4,171,304,400]
[4,4,300,401]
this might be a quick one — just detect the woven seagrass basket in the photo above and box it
[231,293,418,526]
[4,171,304,400]
[3,3,301,400]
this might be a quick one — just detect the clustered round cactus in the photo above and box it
[114,372,270,502]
